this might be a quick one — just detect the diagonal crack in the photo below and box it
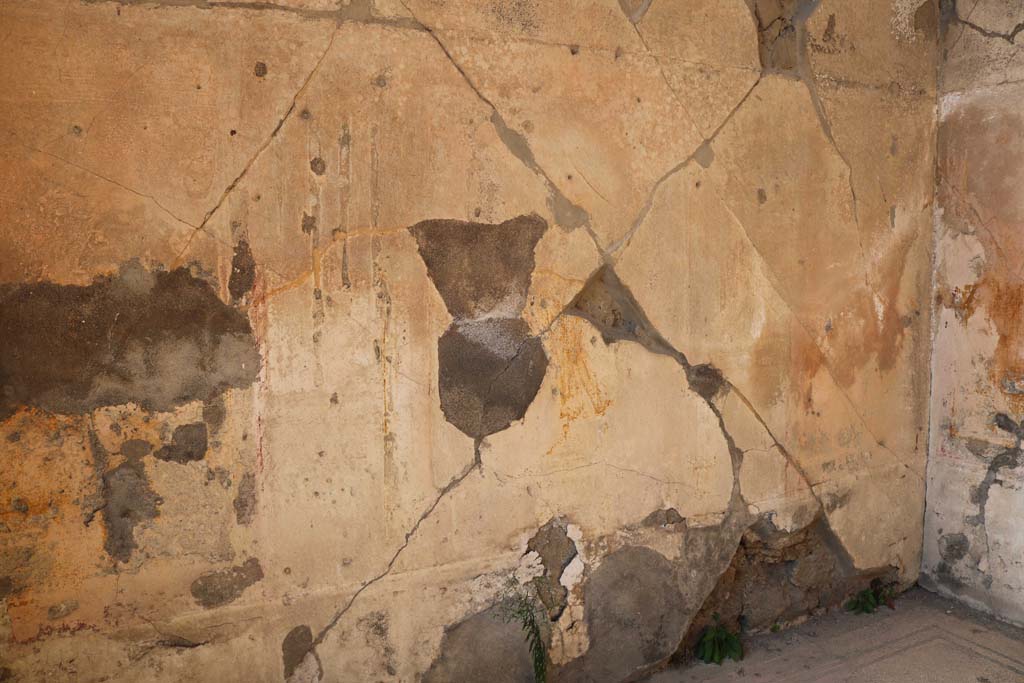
[564,266,875,565]
[612,2,907,483]
[16,142,198,229]
[744,1,872,296]
[310,444,483,650]
[790,0,884,308]
[13,138,292,287]
[799,62,860,228]
[307,251,605,648]
[397,0,608,259]
[30,3,424,274]
[944,0,982,53]
[951,7,1024,44]
[171,21,342,266]
[606,74,763,258]
[629,21,705,137]
[701,178,925,484]
[566,267,744,492]
[478,285,592,407]
[723,381,834,513]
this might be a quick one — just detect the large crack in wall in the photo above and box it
[408,260,886,683]
[554,264,898,680]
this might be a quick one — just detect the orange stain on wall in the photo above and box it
[546,318,611,455]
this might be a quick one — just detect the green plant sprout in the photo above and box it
[500,578,549,683]
[845,579,898,614]
[696,613,743,665]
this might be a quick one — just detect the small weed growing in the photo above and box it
[500,578,549,683]
[845,588,880,614]
[877,582,897,609]
[845,579,898,614]
[695,613,743,665]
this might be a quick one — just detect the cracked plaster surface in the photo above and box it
[0,0,942,679]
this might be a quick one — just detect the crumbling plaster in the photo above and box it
[0,0,946,680]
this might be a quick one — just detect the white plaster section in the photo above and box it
[925,43,1024,625]
[552,524,589,665]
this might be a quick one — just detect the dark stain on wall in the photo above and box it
[190,557,264,608]
[86,425,163,563]
[569,266,674,355]
[559,546,685,682]
[570,266,731,406]
[967,413,1022,529]
[938,532,969,562]
[120,438,153,459]
[357,611,397,677]
[750,0,800,73]
[994,412,1021,436]
[155,634,205,649]
[931,558,965,590]
[938,0,957,35]
[202,395,227,434]
[47,599,79,621]
[642,508,685,527]
[301,212,318,234]
[967,448,1021,525]
[154,422,208,463]
[687,364,726,402]
[102,455,163,563]
[913,0,938,37]
[422,606,534,683]
[228,238,257,302]
[0,261,260,421]
[233,471,257,525]
[410,215,550,440]
[527,517,578,620]
[437,319,547,440]
[409,215,547,320]
[282,624,314,679]
[0,549,30,606]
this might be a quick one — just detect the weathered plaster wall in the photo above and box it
[0,0,937,680]
[923,0,1024,627]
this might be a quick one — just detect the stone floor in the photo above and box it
[644,588,1024,683]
